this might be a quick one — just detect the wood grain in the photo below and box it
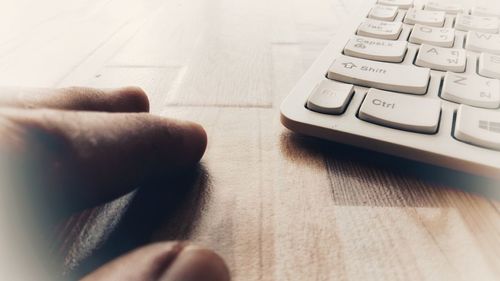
[0,0,499,280]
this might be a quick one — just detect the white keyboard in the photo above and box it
[280,0,500,179]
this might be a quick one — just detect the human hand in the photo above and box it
[0,86,230,281]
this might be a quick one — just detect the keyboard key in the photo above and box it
[369,5,399,21]
[343,35,407,62]
[359,88,441,133]
[471,7,500,19]
[327,55,430,95]
[454,105,500,150]
[409,24,455,47]
[424,2,465,15]
[455,14,499,34]
[465,31,500,54]
[442,72,500,109]
[415,44,466,72]
[357,19,403,40]
[376,0,413,9]
[306,80,354,115]
[404,8,445,27]
[478,53,500,79]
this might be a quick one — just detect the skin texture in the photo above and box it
[82,243,230,281]
[0,86,230,281]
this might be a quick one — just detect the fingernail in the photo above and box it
[159,245,230,281]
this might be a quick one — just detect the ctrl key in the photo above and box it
[306,80,354,114]
[359,88,441,133]
[454,105,500,150]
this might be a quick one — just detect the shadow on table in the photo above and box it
[63,164,211,280]
[279,131,500,205]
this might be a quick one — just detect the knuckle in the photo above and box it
[0,109,72,158]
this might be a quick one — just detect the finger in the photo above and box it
[1,108,207,211]
[81,242,230,281]
[0,86,149,112]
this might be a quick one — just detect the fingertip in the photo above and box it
[108,86,150,113]
[80,242,230,281]
[190,122,208,161]
[178,121,208,167]
[159,244,230,281]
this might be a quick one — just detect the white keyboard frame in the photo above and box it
[280,0,500,179]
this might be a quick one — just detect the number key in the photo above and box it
[471,7,500,19]
[404,8,445,27]
[455,14,499,34]
[425,2,465,15]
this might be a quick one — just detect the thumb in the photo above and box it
[81,242,230,281]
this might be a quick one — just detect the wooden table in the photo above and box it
[2,0,499,280]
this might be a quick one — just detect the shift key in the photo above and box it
[327,55,430,94]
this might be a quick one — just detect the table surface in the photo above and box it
[2,0,499,280]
